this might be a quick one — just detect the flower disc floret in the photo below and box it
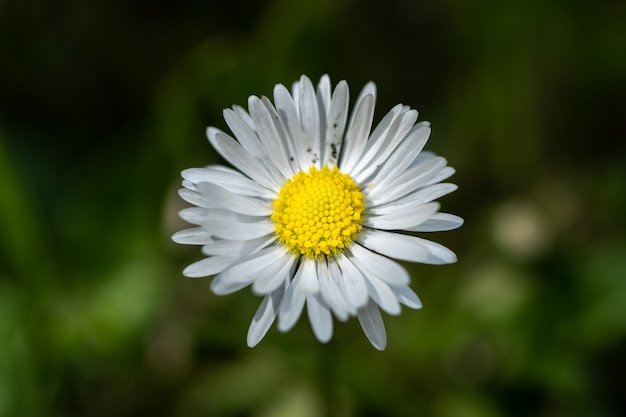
[272,166,365,259]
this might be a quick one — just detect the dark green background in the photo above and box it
[1,0,625,416]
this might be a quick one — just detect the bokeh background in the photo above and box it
[1,0,625,416]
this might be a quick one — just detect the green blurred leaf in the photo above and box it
[0,130,44,276]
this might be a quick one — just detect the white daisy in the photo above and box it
[172,75,462,350]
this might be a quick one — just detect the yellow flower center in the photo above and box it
[272,166,365,259]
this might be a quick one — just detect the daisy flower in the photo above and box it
[172,75,462,350]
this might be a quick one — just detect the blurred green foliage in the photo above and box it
[1,0,625,416]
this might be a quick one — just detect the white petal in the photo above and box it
[202,218,274,240]
[406,153,457,184]
[172,227,212,245]
[291,79,302,111]
[404,185,459,213]
[358,103,403,147]
[297,75,322,168]
[364,202,440,230]
[273,83,308,171]
[307,294,333,343]
[201,235,274,257]
[317,75,332,115]
[178,188,213,208]
[358,104,403,161]
[401,236,457,264]
[348,243,410,286]
[208,130,282,190]
[247,284,286,347]
[370,183,458,215]
[316,77,331,146]
[407,213,464,232]
[369,124,431,189]
[344,104,404,179]
[360,229,457,265]
[210,275,251,295]
[322,80,349,166]
[352,110,420,183]
[182,166,275,199]
[336,254,369,309]
[252,253,296,295]
[363,275,401,315]
[298,258,319,294]
[260,96,300,174]
[357,300,387,351]
[178,207,211,225]
[216,245,289,286]
[357,229,433,263]
[183,256,234,278]
[351,81,376,123]
[410,149,436,165]
[367,156,447,204]
[317,261,350,321]
[340,94,375,173]
[182,179,195,190]
[232,105,255,129]
[393,285,422,309]
[358,229,422,262]
[249,96,294,178]
[196,182,272,216]
[186,208,265,229]
[429,166,456,185]
[223,108,265,159]
[182,208,238,225]
[358,81,376,97]
[278,273,307,332]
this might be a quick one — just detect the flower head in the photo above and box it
[172,75,462,350]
